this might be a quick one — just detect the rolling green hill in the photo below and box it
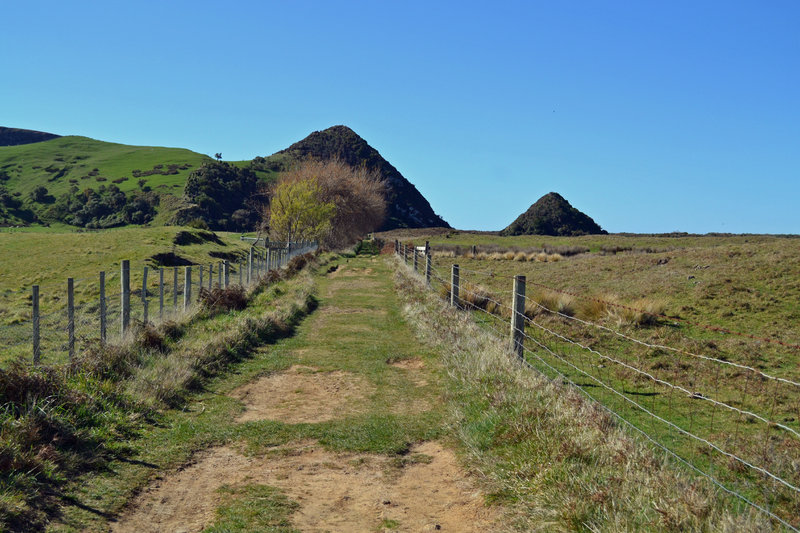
[0,135,211,198]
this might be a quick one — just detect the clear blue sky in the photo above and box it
[2,1,798,233]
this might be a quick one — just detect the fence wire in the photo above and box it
[1,242,317,366]
[396,245,800,531]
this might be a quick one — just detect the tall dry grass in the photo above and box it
[394,266,768,532]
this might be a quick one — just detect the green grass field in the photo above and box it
[0,136,211,199]
[387,230,800,526]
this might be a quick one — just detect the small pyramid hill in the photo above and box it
[501,192,606,236]
[0,127,60,146]
[255,125,449,231]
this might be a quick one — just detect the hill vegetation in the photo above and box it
[0,135,211,227]
[501,192,606,236]
[254,125,449,230]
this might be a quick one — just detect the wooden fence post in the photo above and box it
[159,267,164,320]
[425,241,430,256]
[67,278,75,360]
[32,285,40,365]
[511,275,526,360]
[248,247,253,284]
[99,271,106,344]
[142,267,149,324]
[413,247,419,272]
[184,266,192,311]
[208,263,213,290]
[471,245,477,256]
[403,244,407,263]
[173,267,178,310]
[425,254,432,286]
[451,264,460,308]
[198,264,203,295]
[239,261,243,285]
[121,260,130,336]
[224,260,229,288]
[395,239,399,254]
[217,261,222,287]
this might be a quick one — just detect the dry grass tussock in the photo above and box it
[394,266,767,532]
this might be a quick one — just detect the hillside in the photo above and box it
[501,192,606,236]
[0,126,447,233]
[0,127,60,146]
[254,125,449,230]
[0,135,212,226]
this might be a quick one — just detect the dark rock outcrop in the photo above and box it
[501,192,606,236]
[0,127,60,146]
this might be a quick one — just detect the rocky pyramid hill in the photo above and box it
[501,192,606,236]
[255,125,449,230]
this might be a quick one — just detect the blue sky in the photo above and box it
[2,1,798,233]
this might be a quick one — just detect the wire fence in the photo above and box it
[1,242,317,366]
[394,240,800,531]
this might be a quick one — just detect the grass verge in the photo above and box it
[394,260,771,532]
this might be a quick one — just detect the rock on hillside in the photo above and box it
[0,127,60,146]
[501,192,606,236]
[259,126,449,230]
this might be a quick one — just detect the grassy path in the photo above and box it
[102,255,498,532]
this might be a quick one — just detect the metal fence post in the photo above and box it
[451,264,460,308]
[184,266,192,311]
[511,275,526,360]
[32,285,40,365]
[121,260,130,336]
[99,271,106,344]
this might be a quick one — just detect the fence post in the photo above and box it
[67,278,75,360]
[511,275,526,360]
[218,261,222,287]
[208,263,213,290]
[142,267,149,324]
[32,285,40,365]
[248,247,253,284]
[425,241,430,256]
[159,267,164,320]
[184,266,192,311]
[403,244,407,263]
[239,261,243,286]
[224,261,229,288]
[173,267,178,310]
[451,264,460,308]
[198,264,203,295]
[413,247,419,272]
[99,271,106,344]
[121,260,130,336]
[425,254,432,286]
[471,245,477,256]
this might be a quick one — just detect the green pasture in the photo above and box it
[0,136,212,198]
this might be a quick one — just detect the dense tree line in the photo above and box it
[45,185,159,228]
[178,161,261,231]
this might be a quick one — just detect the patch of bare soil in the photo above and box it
[230,365,375,423]
[391,357,429,388]
[111,441,499,533]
